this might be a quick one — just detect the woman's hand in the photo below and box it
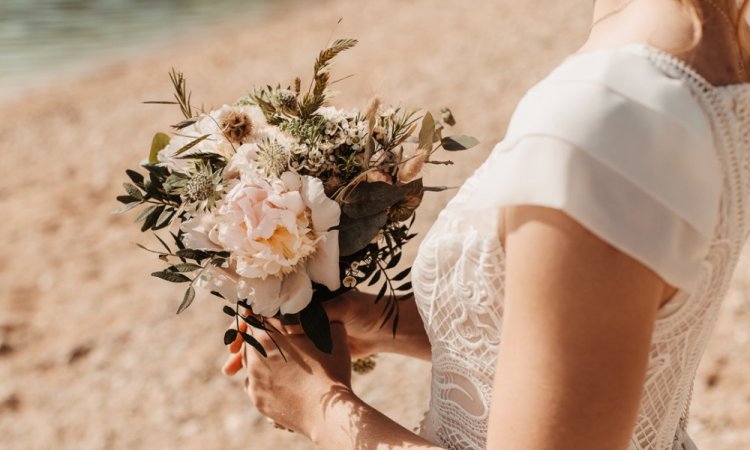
[223,319,353,439]
[326,290,432,361]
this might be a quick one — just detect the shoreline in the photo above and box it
[0,0,277,102]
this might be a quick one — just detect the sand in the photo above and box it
[1,0,748,448]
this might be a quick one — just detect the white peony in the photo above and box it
[181,169,340,316]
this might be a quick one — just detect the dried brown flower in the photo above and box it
[219,108,254,144]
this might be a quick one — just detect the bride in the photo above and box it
[222,0,750,449]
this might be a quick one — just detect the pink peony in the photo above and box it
[182,170,340,316]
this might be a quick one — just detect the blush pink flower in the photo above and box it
[181,170,340,316]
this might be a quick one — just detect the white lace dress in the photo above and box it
[411,44,750,450]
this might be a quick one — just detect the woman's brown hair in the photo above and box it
[680,0,750,63]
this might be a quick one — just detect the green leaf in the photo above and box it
[380,302,397,329]
[241,314,266,330]
[174,134,210,157]
[299,299,333,354]
[153,208,175,230]
[176,249,210,261]
[342,178,422,219]
[116,195,138,204]
[114,202,141,214]
[135,204,158,222]
[172,118,198,130]
[126,169,145,187]
[441,135,479,151]
[169,263,202,272]
[367,270,382,287]
[210,290,226,299]
[391,312,400,337]
[141,205,165,232]
[151,271,191,283]
[338,211,388,256]
[396,281,412,291]
[153,233,172,253]
[223,328,238,345]
[375,282,387,304]
[122,182,144,201]
[149,132,171,164]
[241,332,268,358]
[222,305,236,317]
[392,267,411,281]
[418,112,435,151]
[176,286,195,314]
[386,251,402,269]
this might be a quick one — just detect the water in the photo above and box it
[0,0,268,92]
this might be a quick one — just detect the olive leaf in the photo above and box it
[176,286,195,314]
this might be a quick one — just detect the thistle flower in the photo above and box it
[219,108,254,144]
[255,139,290,177]
[273,89,299,113]
[167,160,224,212]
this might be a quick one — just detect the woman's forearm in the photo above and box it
[349,290,432,360]
[311,386,442,450]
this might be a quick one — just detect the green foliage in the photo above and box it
[299,298,333,354]
[441,135,480,151]
[176,286,195,314]
[149,133,171,164]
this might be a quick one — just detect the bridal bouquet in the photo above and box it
[115,39,477,357]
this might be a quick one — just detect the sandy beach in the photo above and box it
[1,0,749,448]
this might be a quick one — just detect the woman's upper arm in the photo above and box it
[486,204,666,450]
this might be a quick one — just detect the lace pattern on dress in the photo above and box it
[411,44,750,450]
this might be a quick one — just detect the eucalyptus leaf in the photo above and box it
[338,211,388,256]
[299,299,333,354]
[149,132,171,164]
[441,135,479,151]
[342,178,422,219]
[176,286,195,314]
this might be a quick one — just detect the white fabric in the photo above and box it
[411,42,750,450]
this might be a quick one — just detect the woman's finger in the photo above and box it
[222,349,244,376]
[228,321,247,353]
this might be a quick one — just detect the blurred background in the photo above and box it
[1,0,748,448]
